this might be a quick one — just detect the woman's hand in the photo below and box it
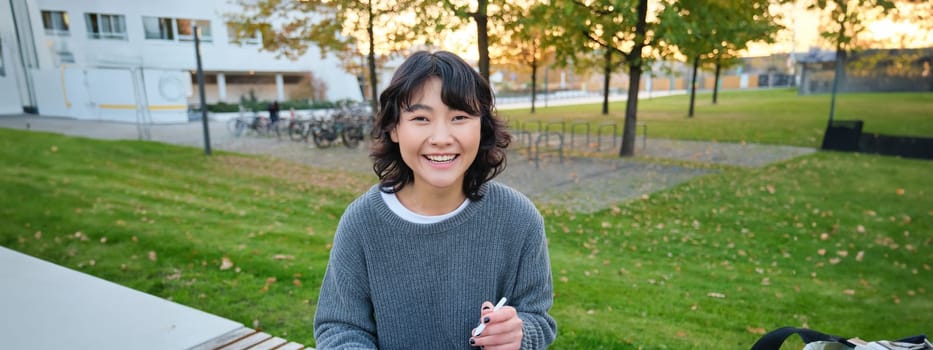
[469,300,523,350]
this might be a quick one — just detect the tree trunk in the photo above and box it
[828,47,846,124]
[602,49,611,115]
[530,56,538,114]
[688,55,699,118]
[367,1,379,113]
[475,0,490,82]
[619,0,648,157]
[712,59,721,104]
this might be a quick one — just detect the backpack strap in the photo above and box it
[751,327,854,350]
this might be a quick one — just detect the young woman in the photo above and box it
[314,51,556,350]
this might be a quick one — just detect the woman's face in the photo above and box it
[391,77,482,196]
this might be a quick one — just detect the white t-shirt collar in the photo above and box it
[380,190,470,224]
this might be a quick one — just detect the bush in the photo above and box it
[212,98,352,113]
[309,100,335,110]
[206,102,239,113]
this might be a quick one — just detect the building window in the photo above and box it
[41,10,70,36]
[143,16,174,40]
[143,16,211,42]
[176,18,212,42]
[227,23,261,45]
[86,13,127,40]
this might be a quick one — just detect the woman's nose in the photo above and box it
[429,123,454,145]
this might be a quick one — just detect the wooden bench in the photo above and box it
[191,326,311,350]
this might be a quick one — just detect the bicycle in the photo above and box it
[227,115,272,138]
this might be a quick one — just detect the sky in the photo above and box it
[432,1,933,61]
[744,1,933,57]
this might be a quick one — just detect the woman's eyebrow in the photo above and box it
[403,104,432,112]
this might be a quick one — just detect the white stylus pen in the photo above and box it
[472,297,507,337]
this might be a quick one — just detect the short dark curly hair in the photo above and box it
[370,51,511,201]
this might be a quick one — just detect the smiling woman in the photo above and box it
[313,50,557,350]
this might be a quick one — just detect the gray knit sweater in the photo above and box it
[314,182,557,349]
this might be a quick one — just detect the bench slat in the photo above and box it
[189,327,255,350]
[218,331,272,350]
[248,336,287,350]
[275,343,306,350]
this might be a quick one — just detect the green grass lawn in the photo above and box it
[501,89,933,148]
[1,128,930,349]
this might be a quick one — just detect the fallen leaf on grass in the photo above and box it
[220,256,234,270]
[707,292,726,299]
[273,254,294,260]
[895,188,905,195]
[747,327,767,335]
[148,251,157,261]
[260,277,277,292]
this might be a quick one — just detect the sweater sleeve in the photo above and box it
[513,210,558,349]
[313,213,378,350]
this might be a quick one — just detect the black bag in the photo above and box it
[751,327,932,350]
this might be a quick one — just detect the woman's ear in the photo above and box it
[390,127,399,143]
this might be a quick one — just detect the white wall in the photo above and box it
[32,66,189,123]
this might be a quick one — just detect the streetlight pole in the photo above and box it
[193,24,212,156]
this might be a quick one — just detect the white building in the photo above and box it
[0,0,362,123]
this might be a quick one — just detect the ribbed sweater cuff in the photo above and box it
[520,318,547,350]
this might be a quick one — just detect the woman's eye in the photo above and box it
[453,115,470,121]
[411,116,428,122]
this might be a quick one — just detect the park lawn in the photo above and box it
[500,89,933,148]
[1,128,930,349]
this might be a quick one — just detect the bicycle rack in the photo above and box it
[545,120,566,140]
[596,123,618,151]
[533,131,564,169]
[531,120,544,134]
[512,129,533,156]
[569,122,591,149]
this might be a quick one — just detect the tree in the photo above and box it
[226,0,423,113]
[658,0,782,117]
[807,0,895,123]
[551,0,654,115]
[500,4,554,113]
[439,1,494,81]
[550,0,655,156]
